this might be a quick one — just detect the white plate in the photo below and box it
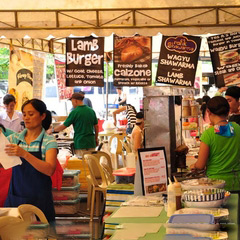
[166,228,228,240]
[174,208,229,219]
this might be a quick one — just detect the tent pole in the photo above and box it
[106,61,109,120]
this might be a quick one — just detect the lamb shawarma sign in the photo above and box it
[156,35,201,87]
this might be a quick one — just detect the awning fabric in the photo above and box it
[0,0,240,38]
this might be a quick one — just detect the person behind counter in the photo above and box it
[49,92,98,157]
[3,99,58,223]
[113,87,127,106]
[130,112,144,155]
[0,94,23,132]
[79,90,93,108]
[190,96,240,191]
[113,104,137,134]
[200,95,211,126]
[225,86,240,125]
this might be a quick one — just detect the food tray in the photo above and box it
[54,198,80,215]
[62,170,80,187]
[181,178,225,190]
[52,183,80,200]
[166,214,219,231]
[169,214,214,224]
[164,234,212,240]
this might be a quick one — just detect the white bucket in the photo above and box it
[126,153,136,168]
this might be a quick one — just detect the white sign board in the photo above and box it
[138,147,168,196]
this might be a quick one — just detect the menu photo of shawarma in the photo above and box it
[114,36,151,63]
[223,72,240,86]
[219,49,240,66]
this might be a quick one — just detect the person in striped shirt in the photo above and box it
[113,104,137,134]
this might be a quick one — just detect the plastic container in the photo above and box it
[174,208,229,222]
[52,183,80,200]
[104,104,119,109]
[55,220,90,236]
[22,223,49,239]
[164,235,212,240]
[54,198,80,215]
[167,178,176,217]
[112,168,136,184]
[62,170,80,187]
[118,119,128,126]
[191,105,199,116]
[182,106,191,117]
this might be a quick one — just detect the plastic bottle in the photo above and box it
[173,176,182,210]
[167,177,176,217]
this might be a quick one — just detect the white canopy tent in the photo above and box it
[0,0,239,41]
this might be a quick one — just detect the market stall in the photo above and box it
[1,1,240,240]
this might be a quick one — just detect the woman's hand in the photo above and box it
[5,144,27,158]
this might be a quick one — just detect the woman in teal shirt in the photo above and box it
[191,96,240,191]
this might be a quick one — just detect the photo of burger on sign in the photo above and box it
[219,50,240,66]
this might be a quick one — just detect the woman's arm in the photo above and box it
[5,145,57,176]
[190,142,209,170]
[112,106,127,126]
[133,131,142,152]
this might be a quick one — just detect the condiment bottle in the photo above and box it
[173,176,182,210]
[167,177,176,217]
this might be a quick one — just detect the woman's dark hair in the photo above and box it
[136,112,144,119]
[127,104,137,114]
[0,123,6,132]
[225,86,240,101]
[21,99,51,130]
[42,110,52,130]
[3,94,16,105]
[136,112,144,126]
[200,95,211,120]
[207,96,230,117]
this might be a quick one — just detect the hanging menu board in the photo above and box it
[113,35,152,86]
[55,59,73,100]
[156,35,201,87]
[66,36,104,87]
[207,32,240,87]
[138,147,168,196]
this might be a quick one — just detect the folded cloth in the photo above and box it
[0,168,12,207]
[51,159,63,190]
